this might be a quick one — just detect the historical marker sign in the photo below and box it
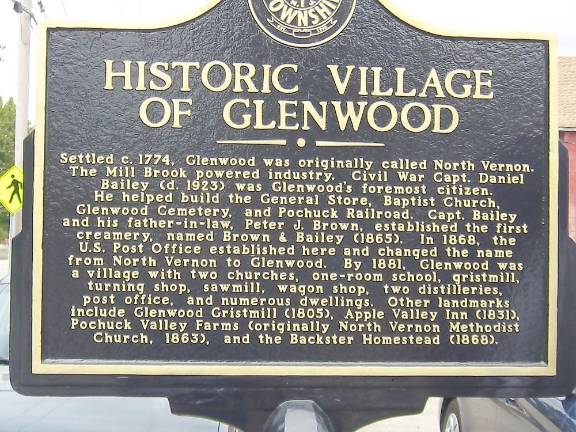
[11,0,575,409]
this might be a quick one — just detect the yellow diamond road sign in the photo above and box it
[0,166,24,214]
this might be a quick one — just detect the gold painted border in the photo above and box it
[32,0,558,377]
[32,19,47,375]
[34,362,553,377]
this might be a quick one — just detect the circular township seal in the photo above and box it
[248,0,356,48]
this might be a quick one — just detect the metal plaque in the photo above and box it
[10,0,576,419]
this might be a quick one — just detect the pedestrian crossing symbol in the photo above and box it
[0,166,24,214]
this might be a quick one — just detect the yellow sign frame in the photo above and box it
[31,0,558,377]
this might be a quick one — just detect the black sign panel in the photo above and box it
[10,0,576,411]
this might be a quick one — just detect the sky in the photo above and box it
[0,0,575,124]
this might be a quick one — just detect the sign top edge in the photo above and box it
[37,0,557,44]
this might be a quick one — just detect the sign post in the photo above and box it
[10,1,576,430]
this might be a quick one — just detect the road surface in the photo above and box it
[360,398,441,432]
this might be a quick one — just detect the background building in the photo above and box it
[560,57,576,240]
